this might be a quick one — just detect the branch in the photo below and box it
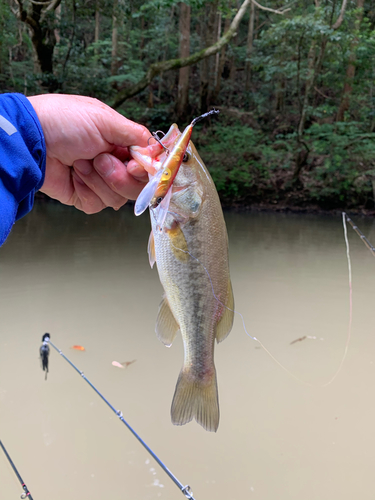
[331,0,348,30]
[112,0,252,108]
[111,0,292,108]
[12,0,39,29]
[314,86,331,99]
[44,0,63,14]
[12,0,24,20]
[251,0,291,15]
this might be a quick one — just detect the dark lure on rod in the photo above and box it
[40,333,50,380]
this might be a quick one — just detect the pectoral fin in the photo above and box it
[156,296,179,347]
[215,280,235,343]
[148,230,156,269]
[167,223,190,263]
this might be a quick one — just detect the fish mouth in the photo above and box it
[130,124,181,176]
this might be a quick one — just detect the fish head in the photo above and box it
[161,139,207,228]
[131,123,210,228]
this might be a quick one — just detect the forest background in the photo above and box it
[1,0,375,211]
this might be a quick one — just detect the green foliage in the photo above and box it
[194,118,375,209]
[1,0,375,209]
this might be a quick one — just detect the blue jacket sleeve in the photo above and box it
[0,93,46,246]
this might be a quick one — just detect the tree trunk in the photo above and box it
[336,0,365,121]
[95,0,100,44]
[275,77,285,112]
[294,39,316,183]
[14,0,62,91]
[213,11,221,91]
[94,0,100,57]
[62,0,76,74]
[111,0,119,78]
[298,40,316,137]
[245,0,255,91]
[29,4,56,76]
[54,4,61,45]
[53,3,61,59]
[199,0,218,112]
[177,2,191,120]
[212,12,231,102]
[199,6,210,113]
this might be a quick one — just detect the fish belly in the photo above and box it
[152,211,230,432]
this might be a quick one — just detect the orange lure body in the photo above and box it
[149,123,194,209]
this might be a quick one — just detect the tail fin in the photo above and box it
[170,368,219,432]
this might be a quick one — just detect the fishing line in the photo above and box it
[158,216,313,387]
[0,439,34,499]
[323,212,375,383]
[44,338,196,500]
[323,211,375,386]
[154,209,356,388]
[319,212,353,387]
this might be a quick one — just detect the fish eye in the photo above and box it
[183,153,190,162]
[156,197,163,205]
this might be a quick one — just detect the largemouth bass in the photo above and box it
[131,124,234,432]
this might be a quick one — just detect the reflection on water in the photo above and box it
[1,202,375,500]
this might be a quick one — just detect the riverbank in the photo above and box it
[35,192,375,218]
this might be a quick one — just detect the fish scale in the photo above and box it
[147,134,234,432]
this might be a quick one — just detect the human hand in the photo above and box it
[28,94,151,213]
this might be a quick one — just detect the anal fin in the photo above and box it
[156,296,179,347]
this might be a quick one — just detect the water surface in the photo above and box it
[1,203,375,500]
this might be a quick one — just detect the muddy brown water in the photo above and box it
[1,203,375,500]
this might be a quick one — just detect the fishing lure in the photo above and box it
[134,110,219,218]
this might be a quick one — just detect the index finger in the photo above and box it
[94,106,151,148]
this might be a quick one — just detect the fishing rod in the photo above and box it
[0,439,34,499]
[343,212,375,256]
[41,335,196,500]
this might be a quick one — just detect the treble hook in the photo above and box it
[148,131,170,154]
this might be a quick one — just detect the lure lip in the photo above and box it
[134,169,164,216]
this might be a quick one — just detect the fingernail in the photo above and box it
[95,154,115,177]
